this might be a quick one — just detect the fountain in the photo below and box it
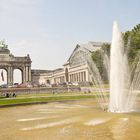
[87,21,140,113]
[109,21,131,112]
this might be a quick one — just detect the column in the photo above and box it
[80,72,82,82]
[26,66,28,82]
[85,70,88,81]
[7,67,10,86]
[84,71,86,81]
[28,66,31,82]
[69,75,71,82]
[22,67,26,83]
[77,73,79,82]
[10,67,13,85]
[78,72,80,82]
[81,72,83,82]
[71,74,73,82]
[76,73,78,82]
[79,72,81,82]
[7,67,13,86]
[74,74,76,82]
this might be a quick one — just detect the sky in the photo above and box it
[0,0,140,71]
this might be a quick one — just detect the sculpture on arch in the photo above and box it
[0,40,8,48]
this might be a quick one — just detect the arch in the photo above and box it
[13,68,23,84]
[0,45,32,86]
[0,68,8,85]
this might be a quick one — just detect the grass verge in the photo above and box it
[0,94,95,106]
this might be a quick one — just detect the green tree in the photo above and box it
[91,43,110,81]
[124,24,140,64]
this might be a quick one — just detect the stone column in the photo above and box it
[28,66,31,82]
[22,66,26,83]
[71,74,73,82]
[69,74,71,82]
[84,71,86,81]
[79,72,81,82]
[7,67,13,86]
[10,67,13,85]
[74,74,76,82]
[78,73,80,82]
[7,67,10,86]
[25,66,28,82]
[76,73,78,82]
[77,73,79,82]
[81,72,83,82]
[85,70,88,82]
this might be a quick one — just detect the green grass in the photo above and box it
[15,92,90,98]
[0,93,95,106]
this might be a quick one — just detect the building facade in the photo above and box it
[0,40,105,86]
[31,42,105,86]
[0,41,32,86]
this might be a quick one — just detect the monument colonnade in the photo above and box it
[0,40,32,86]
[0,64,31,86]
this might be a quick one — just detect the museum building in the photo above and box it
[31,42,105,85]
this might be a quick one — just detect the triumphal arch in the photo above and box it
[0,41,32,86]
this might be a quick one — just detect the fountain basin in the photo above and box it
[0,99,140,140]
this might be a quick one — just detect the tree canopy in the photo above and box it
[124,24,140,64]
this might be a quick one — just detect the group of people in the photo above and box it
[5,93,16,98]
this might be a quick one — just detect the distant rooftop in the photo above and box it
[66,41,109,64]
[80,41,109,52]
[31,69,52,74]
[52,68,63,72]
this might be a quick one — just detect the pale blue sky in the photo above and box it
[0,0,140,70]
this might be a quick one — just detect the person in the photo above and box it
[12,93,16,97]
[5,93,10,98]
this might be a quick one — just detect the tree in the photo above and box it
[91,43,110,81]
[124,24,140,64]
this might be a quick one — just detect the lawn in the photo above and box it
[0,92,95,106]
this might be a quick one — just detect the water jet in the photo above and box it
[88,21,140,113]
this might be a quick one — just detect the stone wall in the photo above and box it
[0,87,81,95]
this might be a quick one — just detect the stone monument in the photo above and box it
[0,40,32,86]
